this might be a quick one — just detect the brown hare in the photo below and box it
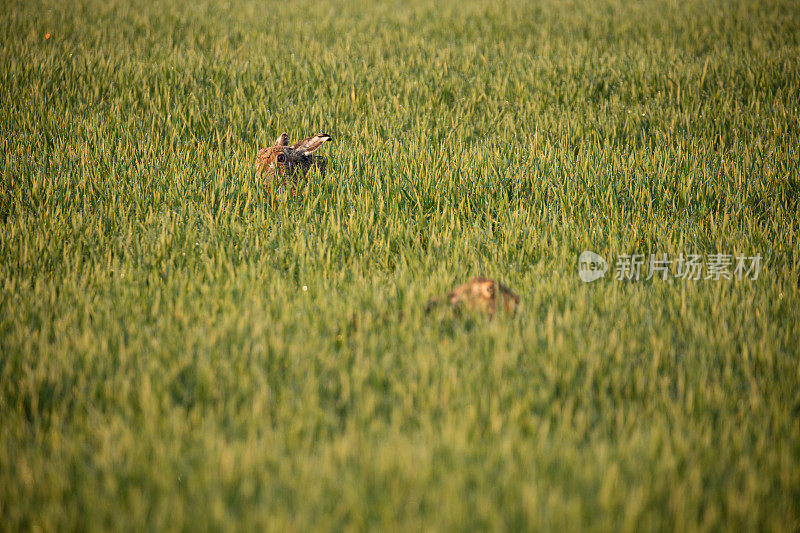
[255,132,332,187]
[426,277,520,318]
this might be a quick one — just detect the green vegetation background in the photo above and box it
[2,0,799,529]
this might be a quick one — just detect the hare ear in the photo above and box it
[275,132,290,146]
[293,133,331,154]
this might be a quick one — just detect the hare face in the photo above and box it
[258,146,292,175]
[434,277,520,318]
[255,132,331,180]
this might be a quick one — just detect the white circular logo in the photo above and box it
[579,251,608,283]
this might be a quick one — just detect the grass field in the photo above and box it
[2,0,800,529]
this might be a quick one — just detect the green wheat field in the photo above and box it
[2,0,799,529]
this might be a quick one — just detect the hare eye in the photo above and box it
[277,154,286,163]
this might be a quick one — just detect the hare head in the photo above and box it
[426,277,520,318]
[255,132,332,181]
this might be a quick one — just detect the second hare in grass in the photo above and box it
[426,277,520,319]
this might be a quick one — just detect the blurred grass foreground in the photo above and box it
[1,0,799,529]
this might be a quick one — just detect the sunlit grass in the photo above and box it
[1,0,799,529]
